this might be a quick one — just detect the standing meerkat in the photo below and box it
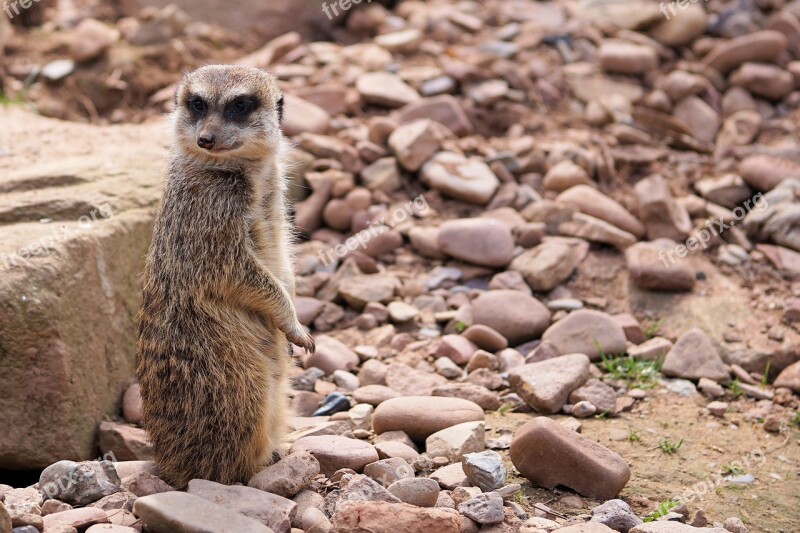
[136,65,314,488]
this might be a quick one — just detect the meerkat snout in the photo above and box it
[173,65,285,160]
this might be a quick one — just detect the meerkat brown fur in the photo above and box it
[136,65,314,488]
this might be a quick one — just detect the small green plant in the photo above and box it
[761,360,771,388]
[721,462,745,476]
[596,342,662,389]
[657,437,684,455]
[643,319,663,340]
[514,490,525,504]
[790,412,800,428]
[628,429,643,442]
[454,320,467,333]
[643,499,680,522]
[496,402,515,416]
[727,378,743,398]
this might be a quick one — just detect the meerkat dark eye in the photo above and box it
[226,96,257,120]
[188,97,206,115]
[277,96,284,124]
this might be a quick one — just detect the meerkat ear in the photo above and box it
[277,96,284,124]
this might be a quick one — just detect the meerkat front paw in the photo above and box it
[287,325,315,354]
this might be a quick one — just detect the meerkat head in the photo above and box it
[173,65,285,162]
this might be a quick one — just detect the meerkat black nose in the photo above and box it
[197,135,216,150]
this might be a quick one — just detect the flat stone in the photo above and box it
[436,335,479,366]
[247,451,320,498]
[133,492,272,533]
[335,474,401,511]
[397,95,473,137]
[388,119,441,172]
[702,30,787,74]
[357,72,421,108]
[188,479,296,533]
[630,522,729,532]
[629,337,673,360]
[363,458,415,488]
[661,328,730,383]
[331,502,460,532]
[739,155,800,191]
[649,3,707,46]
[569,379,617,414]
[673,96,720,144]
[599,40,658,74]
[508,353,591,414]
[626,240,695,292]
[431,383,501,411]
[541,310,627,360]
[510,417,630,500]
[635,174,692,241]
[557,185,645,238]
[352,385,399,406]
[374,441,420,462]
[591,499,643,532]
[730,63,794,100]
[438,218,515,268]
[290,436,378,477]
[373,396,485,443]
[97,421,152,461]
[510,242,580,292]
[471,290,551,346]
[304,335,359,375]
[420,152,499,205]
[338,274,400,310]
[462,325,508,352]
[559,213,637,250]
[387,477,440,507]
[425,421,485,462]
[385,362,448,396]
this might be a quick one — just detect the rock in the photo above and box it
[0,503,9,533]
[97,421,152,461]
[42,59,77,81]
[69,19,118,63]
[39,460,121,506]
[290,436,379,476]
[572,400,597,418]
[510,417,630,500]
[508,354,591,413]
[357,72,421,108]
[432,383,501,411]
[339,274,400,310]
[462,325,508,352]
[121,472,174,497]
[730,63,794,100]
[188,479,296,533]
[661,328,730,383]
[559,213,637,250]
[291,490,323,529]
[438,219,515,268]
[458,492,504,525]
[673,96,720,144]
[590,499,643,532]
[722,517,749,533]
[121,384,142,425]
[373,396,485,443]
[388,119,440,172]
[630,523,729,532]
[629,337,673,360]
[0,109,167,470]
[541,310,627,360]
[331,501,460,532]
[543,161,593,192]
[702,30,787,74]
[569,379,617,414]
[510,242,580,292]
[385,362,448,396]
[133,492,272,533]
[468,80,508,105]
[88,491,136,512]
[557,185,645,238]
[626,240,696,291]
[425,421,485,462]
[335,474,401,510]
[430,462,470,490]
[353,385,399,406]
[599,40,658,74]
[374,441,420,462]
[387,477,440,507]
[635,174,692,241]
[282,94,330,137]
[698,377,725,398]
[363,457,414,488]
[304,335,359,375]
[361,157,401,193]
[42,508,108,531]
[387,301,419,323]
[397,95,473,137]
[774,360,800,392]
[739,155,800,191]
[706,401,729,417]
[649,3,707,46]
[436,335,479,366]
[420,152,500,205]
[462,451,505,492]
[248,451,320,498]
[471,290,551,345]
[301,507,331,533]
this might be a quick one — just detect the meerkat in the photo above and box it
[136,65,314,489]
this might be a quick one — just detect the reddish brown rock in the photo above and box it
[290,436,378,476]
[510,417,630,500]
[372,396,484,442]
[471,290,551,346]
[331,501,460,532]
